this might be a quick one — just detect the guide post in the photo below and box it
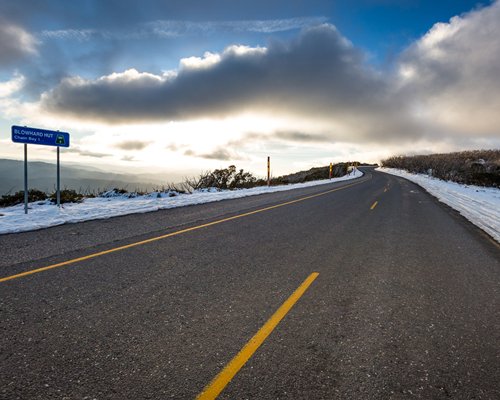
[267,156,270,187]
[11,125,70,214]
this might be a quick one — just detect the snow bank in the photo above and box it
[0,170,363,235]
[378,168,500,243]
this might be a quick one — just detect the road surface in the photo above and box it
[1,168,499,399]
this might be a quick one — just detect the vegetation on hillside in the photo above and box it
[0,189,47,207]
[381,150,500,187]
[182,163,351,191]
[0,163,355,207]
[0,188,86,207]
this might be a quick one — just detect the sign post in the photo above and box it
[24,144,28,214]
[11,126,70,213]
[57,147,61,207]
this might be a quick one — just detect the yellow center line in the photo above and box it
[370,201,378,210]
[0,177,370,284]
[196,272,319,400]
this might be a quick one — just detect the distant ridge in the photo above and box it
[0,159,164,195]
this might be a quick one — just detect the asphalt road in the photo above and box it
[1,168,499,399]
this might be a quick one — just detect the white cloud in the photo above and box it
[180,52,222,70]
[0,73,25,97]
[398,1,500,138]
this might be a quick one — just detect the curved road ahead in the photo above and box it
[1,168,499,399]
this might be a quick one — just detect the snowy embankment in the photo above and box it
[378,168,500,243]
[0,170,363,235]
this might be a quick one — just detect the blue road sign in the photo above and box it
[11,125,70,147]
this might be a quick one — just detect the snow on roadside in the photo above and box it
[0,170,363,235]
[378,168,500,243]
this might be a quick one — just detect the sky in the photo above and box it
[1,0,499,181]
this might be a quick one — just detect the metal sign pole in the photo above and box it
[12,125,70,212]
[24,143,28,214]
[57,146,61,207]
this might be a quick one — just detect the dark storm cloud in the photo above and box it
[41,24,416,142]
[115,140,151,151]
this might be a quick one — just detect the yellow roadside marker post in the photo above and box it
[267,156,270,187]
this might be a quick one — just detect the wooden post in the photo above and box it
[267,156,270,187]
[329,162,332,179]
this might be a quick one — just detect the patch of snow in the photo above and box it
[378,168,500,243]
[0,170,363,235]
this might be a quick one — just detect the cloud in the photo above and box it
[226,131,332,149]
[42,24,373,124]
[41,24,415,143]
[166,143,180,151]
[145,17,329,37]
[198,148,235,161]
[41,29,99,41]
[0,73,25,97]
[21,2,500,153]
[397,1,500,138]
[39,17,328,42]
[66,147,112,158]
[115,140,151,151]
[0,20,38,66]
[184,147,244,161]
[274,131,331,143]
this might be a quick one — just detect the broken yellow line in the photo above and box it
[0,178,370,283]
[196,272,319,400]
[370,201,378,210]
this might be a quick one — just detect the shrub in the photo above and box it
[381,150,500,187]
[50,189,84,204]
[0,189,47,207]
[185,165,258,190]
